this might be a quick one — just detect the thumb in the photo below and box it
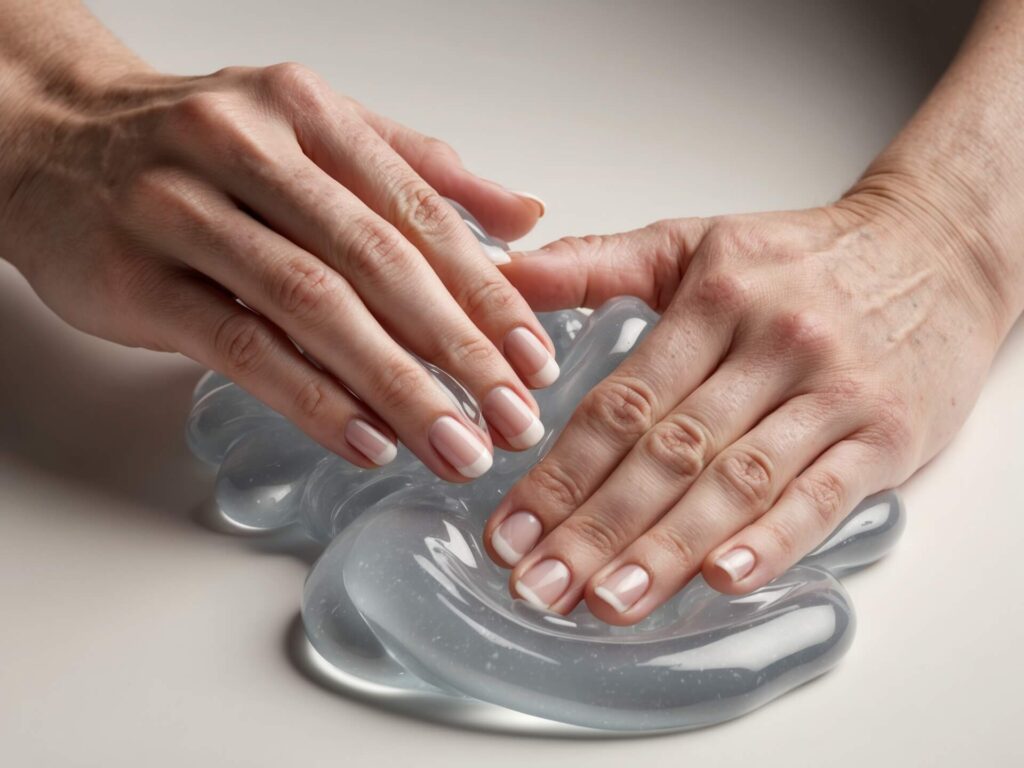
[361,111,544,242]
[499,219,704,311]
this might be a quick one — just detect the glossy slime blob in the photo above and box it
[185,203,905,733]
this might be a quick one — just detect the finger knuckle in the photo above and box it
[641,414,711,481]
[528,462,588,510]
[344,218,408,285]
[561,513,628,559]
[761,518,799,559]
[270,258,332,323]
[442,331,495,371]
[860,391,914,457]
[458,274,520,320]
[214,313,274,377]
[580,376,656,446]
[261,61,324,101]
[690,270,750,314]
[770,310,836,356]
[373,360,424,413]
[713,446,775,506]
[293,379,327,420]
[402,184,456,236]
[792,470,847,528]
[646,525,699,570]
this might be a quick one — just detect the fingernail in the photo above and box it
[429,415,492,478]
[481,242,511,265]
[715,547,756,582]
[593,564,650,614]
[491,511,542,566]
[515,558,570,609]
[482,386,545,450]
[511,191,546,218]
[344,419,398,466]
[504,327,560,388]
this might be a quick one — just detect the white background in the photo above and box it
[2,1,1021,765]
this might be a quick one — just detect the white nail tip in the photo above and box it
[716,548,755,581]
[514,580,550,610]
[528,356,560,388]
[506,418,545,450]
[370,440,398,466]
[457,450,493,479]
[594,585,630,614]
[491,533,524,566]
[482,243,512,265]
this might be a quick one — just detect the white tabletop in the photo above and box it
[3,1,1021,765]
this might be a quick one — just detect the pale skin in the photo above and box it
[485,0,1024,621]
[2,2,1023,624]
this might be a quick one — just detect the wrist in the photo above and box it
[836,155,1024,342]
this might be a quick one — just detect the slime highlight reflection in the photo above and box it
[185,205,905,733]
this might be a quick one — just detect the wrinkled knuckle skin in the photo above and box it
[402,185,456,237]
[271,259,333,323]
[528,462,588,511]
[763,518,799,560]
[641,415,711,481]
[581,377,656,446]
[443,332,495,372]
[294,379,327,420]
[815,377,866,413]
[714,447,774,506]
[459,275,519,321]
[691,270,750,315]
[793,471,846,528]
[866,393,915,457]
[561,514,627,560]
[345,218,408,286]
[373,362,424,414]
[214,314,274,377]
[647,526,699,571]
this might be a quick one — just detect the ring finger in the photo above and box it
[584,387,862,623]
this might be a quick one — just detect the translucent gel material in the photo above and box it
[186,202,904,732]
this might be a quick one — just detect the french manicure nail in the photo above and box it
[511,191,546,218]
[482,386,545,450]
[344,419,398,466]
[594,564,650,614]
[491,511,542,566]
[515,558,570,610]
[429,415,492,478]
[504,327,560,388]
[715,547,756,582]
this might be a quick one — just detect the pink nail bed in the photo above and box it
[715,547,756,582]
[344,419,397,466]
[504,327,560,388]
[515,559,570,610]
[491,511,542,566]
[594,564,650,614]
[482,387,545,450]
[428,415,492,479]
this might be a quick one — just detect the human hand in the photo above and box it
[484,185,1015,622]
[0,62,554,480]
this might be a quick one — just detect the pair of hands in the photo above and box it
[0,63,1006,626]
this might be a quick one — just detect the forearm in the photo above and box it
[0,0,146,94]
[843,0,1024,337]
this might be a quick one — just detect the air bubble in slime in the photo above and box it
[185,201,904,734]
